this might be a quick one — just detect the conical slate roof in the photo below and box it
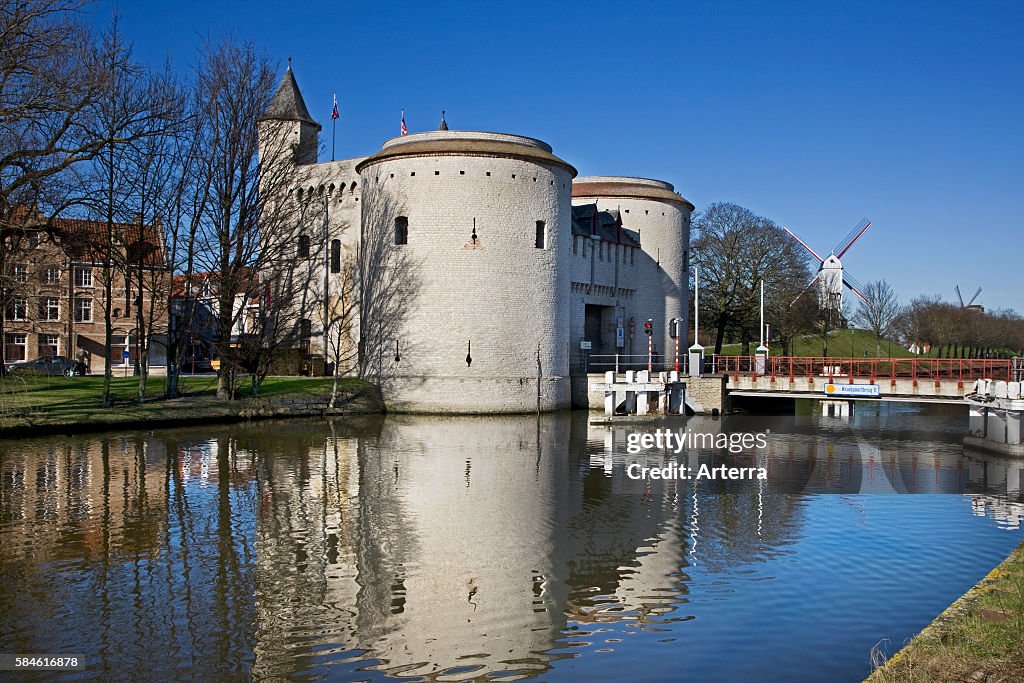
[259,65,321,129]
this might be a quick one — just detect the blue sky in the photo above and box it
[94,1,1023,312]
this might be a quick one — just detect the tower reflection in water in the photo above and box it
[0,408,1021,680]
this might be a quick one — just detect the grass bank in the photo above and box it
[716,328,916,357]
[866,540,1024,682]
[0,374,382,437]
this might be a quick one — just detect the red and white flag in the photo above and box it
[400,109,408,136]
[331,94,339,120]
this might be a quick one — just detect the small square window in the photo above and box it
[42,267,60,285]
[39,297,59,321]
[74,267,92,287]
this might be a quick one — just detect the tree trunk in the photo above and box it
[713,321,726,356]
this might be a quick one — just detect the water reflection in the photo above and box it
[0,406,1022,681]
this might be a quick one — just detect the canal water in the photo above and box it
[1,404,1022,681]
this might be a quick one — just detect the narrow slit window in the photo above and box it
[395,216,409,245]
[298,234,311,258]
[535,221,546,249]
[331,239,342,273]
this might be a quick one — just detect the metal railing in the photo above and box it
[586,353,688,374]
[710,355,1015,382]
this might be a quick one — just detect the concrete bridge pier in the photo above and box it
[966,380,1024,456]
[822,399,854,418]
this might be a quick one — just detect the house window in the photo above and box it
[39,297,59,321]
[42,267,60,285]
[630,247,635,265]
[38,334,58,358]
[572,236,578,255]
[582,239,588,257]
[4,333,26,361]
[299,318,312,353]
[13,265,27,284]
[297,234,310,258]
[331,239,341,273]
[74,267,92,287]
[7,297,27,321]
[535,221,546,249]
[74,297,92,323]
[395,216,408,245]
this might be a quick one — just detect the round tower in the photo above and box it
[356,130,576,413]
[571,176,693,363]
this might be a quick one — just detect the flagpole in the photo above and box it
[331,93,339,161]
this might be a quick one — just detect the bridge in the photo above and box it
[715,356,1017,404]
[584,354,1020,413]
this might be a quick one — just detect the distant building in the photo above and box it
[257,66,693,412]
[3,206,168,373]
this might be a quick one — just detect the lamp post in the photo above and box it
[688,267,703,377]
[755,279,768,375]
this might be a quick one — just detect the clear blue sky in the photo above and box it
[94,0,1023,312]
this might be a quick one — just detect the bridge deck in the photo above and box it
[728,390,964,405]
[711,355,1019,403]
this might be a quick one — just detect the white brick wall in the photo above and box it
[571,178,692,368]
[358,132,574,412]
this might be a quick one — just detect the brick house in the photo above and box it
[2,207,169,373]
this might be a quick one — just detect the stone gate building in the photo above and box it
[257,66,693,413]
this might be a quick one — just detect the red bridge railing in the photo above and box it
[710,356,1014,383]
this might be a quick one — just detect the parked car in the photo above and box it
[6,355,84,377]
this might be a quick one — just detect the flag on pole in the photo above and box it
[331,94,339,120]
[400,109,408,136]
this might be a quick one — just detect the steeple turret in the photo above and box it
[258,60,320,166]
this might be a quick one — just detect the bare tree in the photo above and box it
[163,94,214,399]
[853,279,900,357]
[76,17,182,406]
[691,202,810,355]
[119,63,189,402]
[0,0,109,367]
[192,39,301,400]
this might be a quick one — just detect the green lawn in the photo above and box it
[0,374,373,432]
[716,328,917,357]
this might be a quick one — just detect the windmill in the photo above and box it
[784,218,872,309]
[955,285,984,313]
